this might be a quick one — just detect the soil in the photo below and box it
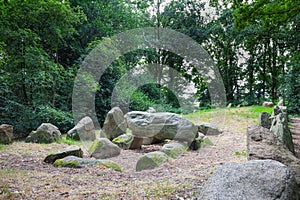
[0,114,299,200]
[0,135,246,199]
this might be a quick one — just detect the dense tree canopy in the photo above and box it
[0,0,299,137]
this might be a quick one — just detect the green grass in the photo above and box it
[0,144,4,151]
[56,135,82,146]
[226,106,273,119]
[234,150,247,156]
[192,106,272,119]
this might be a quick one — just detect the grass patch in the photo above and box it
[0,144,4,151]
[234,150,247,156]
[56,135,82,145]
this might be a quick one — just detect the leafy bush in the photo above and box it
[0,101,74,138]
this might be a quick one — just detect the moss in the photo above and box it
[53,159,81,168]
[88,139,102,154]
[136,152,168,171]
[112,135,133,144]
[161,143,188,158]
[100,161,122,172]
[234,150,247,156]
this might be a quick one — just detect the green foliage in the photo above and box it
[0,144,4,151]
[1,0,299,137]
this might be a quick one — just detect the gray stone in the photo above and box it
[67,116,96,141]
[53,156,122,171]
[278,97,284,106]
[25,123,61,144]
[189,134,213,150]
[262,101,274,107]
[259,112,272,129]
[0,124,13,144]
[89,138,121,159]
[197,123,221,135]
[161,142,187,158]
[247,125,300,191]
[270,112,295,153]
[199,160,299,200]
[44,145,83,164]
[146,107,156,113]
[125,111,197,145]
[136,151,169,171]
[112,134,134,150]
[142,137,153,145]
[102,107,127,140]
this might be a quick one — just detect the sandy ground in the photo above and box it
[0,129,247,199]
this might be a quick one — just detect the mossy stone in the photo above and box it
[161,142,188,158]
[52,156,122,172]
[136,151,168,171]
[112,134,134,150]
[99,160,122,172]
[54,159,80,168]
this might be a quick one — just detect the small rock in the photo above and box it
[44,145,83,164]
[262,101,274,107]
[102,107,127,140]
[89,138,121,159]
[146,107,156,113]
[161,142,187,158]
[53,156,122,171]
[258,112,272,129]
[198,123,221,135]
[189,135,213,150]
[112,134,134,150]
[0,124,14,144]
[67,116,96,141]
[25,123,61,144]
[136,151,169,171]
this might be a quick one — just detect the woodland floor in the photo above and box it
[0,108,299,200]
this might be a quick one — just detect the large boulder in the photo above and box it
[258,112,272,129]
[0,124,14,144]
[88,138,121,159]
[270,112,295,153]
[199,160,299,200]
[197,123,221,135]
[112,134,134,150]
[125,111,197,145]
[25,123,61,143]
[67,116,96,141]
[44,145,83,164]
[247,125,300,191]
[53,156,122,171]
[102,107,127,140]
[136,151,169,171]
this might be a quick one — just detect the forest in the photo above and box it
[0,0,299,137]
